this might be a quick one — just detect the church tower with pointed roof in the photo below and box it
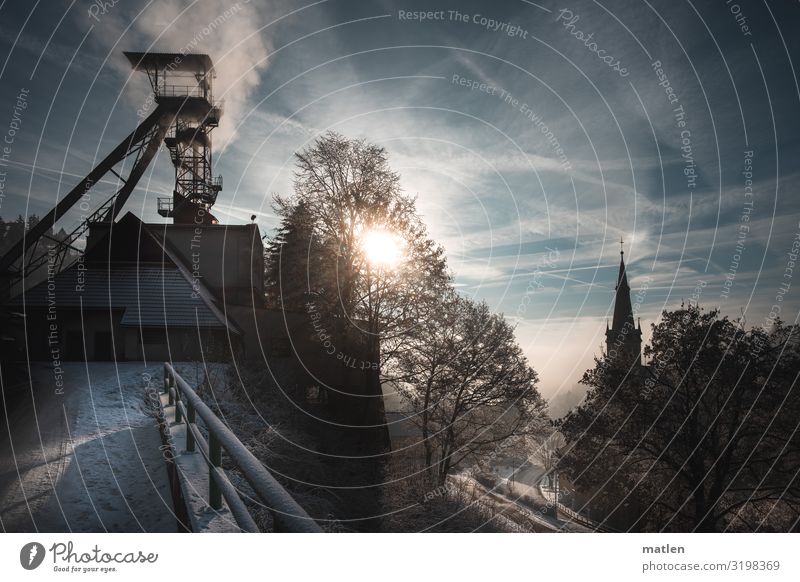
[606,241,642,366]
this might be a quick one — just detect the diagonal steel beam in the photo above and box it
[0,104,175,274]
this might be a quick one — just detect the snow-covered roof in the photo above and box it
[13,212,240,333]
[15,263,231,329]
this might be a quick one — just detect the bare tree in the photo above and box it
[533,431,566,474]
[395,293,548,485]
[267,133,450,414]
[293,133,448,324]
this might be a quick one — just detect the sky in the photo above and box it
[0,0,798,402]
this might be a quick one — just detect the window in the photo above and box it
[269,337,292,358]
[305,384,326,405]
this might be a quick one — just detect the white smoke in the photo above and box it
[88,0,281,147]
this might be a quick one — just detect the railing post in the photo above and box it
[166,367,174,406]
[186,400,196,452]
[174,383,182,424]
[209,433,222,509]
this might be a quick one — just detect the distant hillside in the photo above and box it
[547,385,587,419]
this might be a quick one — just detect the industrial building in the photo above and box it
[0,51,384,440]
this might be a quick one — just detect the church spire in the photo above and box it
[606,239,642,366]
[612,240,634,332]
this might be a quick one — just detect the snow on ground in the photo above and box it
[493,464,519,480]
[452,472,591,533]
[1,362,178,532]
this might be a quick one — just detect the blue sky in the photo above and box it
[1,0,798,399]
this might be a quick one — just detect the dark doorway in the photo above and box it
[94,331,113,360]
[65,330,85,360]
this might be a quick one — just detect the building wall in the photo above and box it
[23,308,125,361]
[159,224,264,306]
[21,308,231,362]
[123,327,234,362]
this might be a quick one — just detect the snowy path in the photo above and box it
[447,461,595,533]
[0,362,177,532]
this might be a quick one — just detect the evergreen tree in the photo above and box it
[264,199,323,311]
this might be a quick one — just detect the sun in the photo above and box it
[361,228,405,268]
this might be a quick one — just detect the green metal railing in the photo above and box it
[163,362,321,533]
